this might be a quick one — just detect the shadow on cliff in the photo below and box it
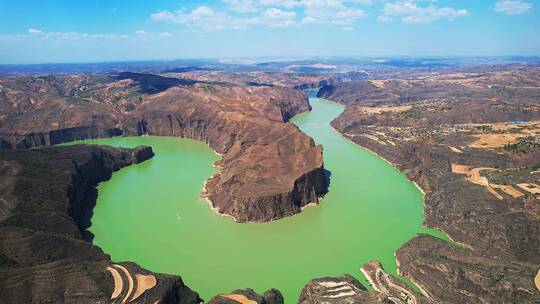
[78,187,98,242]
[115,72,231,95]
[324,169,332,194]
[115,72,199,94]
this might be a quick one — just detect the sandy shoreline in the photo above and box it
[200,176,324,223]
[301,202,318,210]
[395,257,431,298]
[323,103,469,250]
[200,175,238,221]
[330,125,468,247]
[328,123,427,196]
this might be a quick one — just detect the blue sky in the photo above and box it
[0,0,538,63]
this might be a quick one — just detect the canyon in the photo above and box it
[1,62,539,303]
[71,94,441,301]
[0,73,327,222]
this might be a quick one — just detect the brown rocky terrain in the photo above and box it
[318,66,540,106]
[0,145,202,303]
[298,267,432,304]
[298,275,381,304]
[3,64,540,303]
[326,67,540,303]
[164,70,328,89]
[397,235,539,304]
[207,288,284,304]
[360,261,433,304]
[0,73,328,222]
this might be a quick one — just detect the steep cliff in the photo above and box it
[0,145,202,304]
[327,78,540,303]
[397,235,539,303]
[0,75,328,222]
[298,275,381,304]
[120,84,328,222]
[208,288,283,304]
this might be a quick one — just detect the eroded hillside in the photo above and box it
[0,73,327,222]
[326,67,540,303]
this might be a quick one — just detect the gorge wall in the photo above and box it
[324,68,540,303]
[0,74,328,222]
[0,145,202,303]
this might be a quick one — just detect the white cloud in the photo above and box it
[380,1,468,24]
[30,31,130,40]
[132,30,173,39]
[344,0,373,4]
[263,7,297,18]
[158,32,173,38]
[301,0,366,25]
[377,15,392,22]
[28,28,44,35]
[152,4,298,30]
[150,11,175,21]
[151,6,219,24]
[259,8,297,27]
[151,6,257,30]
[19,28,173,41]
[259,0,301,9]
[494,0,532,15]
[152,0,370,30]
[222,0,259,13]
[191,6,217,18]
[300,16,318,24]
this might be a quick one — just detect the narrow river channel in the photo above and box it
[68,92,445,302]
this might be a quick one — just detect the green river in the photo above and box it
[68,93,445,302]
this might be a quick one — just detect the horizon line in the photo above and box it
[2,55,540,67]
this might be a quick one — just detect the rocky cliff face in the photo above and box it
[0,74,328,222]
[331,117,540,265]
[0,145,202,304]
[327,70,540,303]
[397,235,539,304]
[318,67,540,107]
[208,288,283,304]
[298,266,434,304]
[298,275,381,304]
[121,84,327,222]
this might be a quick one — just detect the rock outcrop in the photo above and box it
[0,74,328,222]
[360,261,433,304]
[397,235,539,304]
[317,67,540,107]
[121,85,327,222]
[298,275,382,304]
[0,145,202,303]
[208,288,283,304]
[298,265,433,304]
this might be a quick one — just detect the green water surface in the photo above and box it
[69,95,445,302]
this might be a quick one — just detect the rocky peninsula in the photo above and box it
[0,73,328,222]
